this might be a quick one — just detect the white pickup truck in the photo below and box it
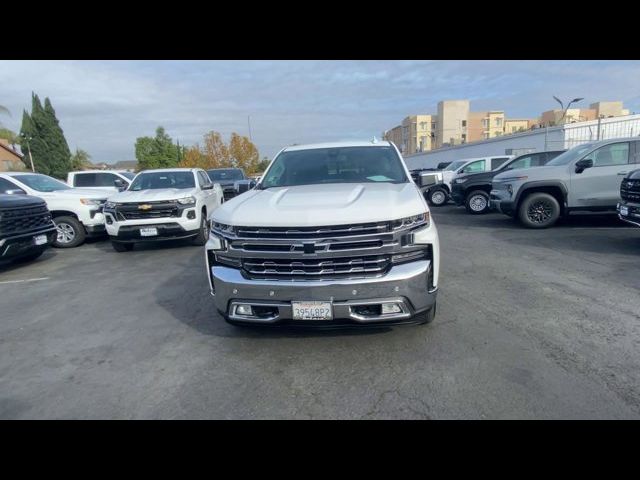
[67,170,136,193]
[206,140,440,328]
[103,168,224,251]
[0,172,111,248]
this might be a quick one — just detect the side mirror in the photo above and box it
[5,189,26,195]
[575,158,594,174]
[114,179,128,191]
[202,183,213,190]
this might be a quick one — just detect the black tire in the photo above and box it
[415,302,437,325]
[465,190,490,214]
[12,248,45,263]
[191,211,208,246]
[111,241,134,252]
[427,187,448,207]
[518,192,561,229]
[53,216,86,248]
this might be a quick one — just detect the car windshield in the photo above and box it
[121,172,136,180]
[12,174,71,192]
[444,160,467,171]
[546,143,597,166]
[129,171,195,190]
[207,169,244,181]
[260,146,408,188]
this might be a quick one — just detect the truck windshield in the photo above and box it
[546,143,597,166]
[121,172,136,180]
[12,174,71,192]
[261,146,408,188]
[444,160,467,171]
[207,169,244,181]
[129,171,195,190]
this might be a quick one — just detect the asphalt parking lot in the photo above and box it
[1,206,640,419]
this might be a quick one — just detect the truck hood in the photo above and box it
[107,188,197,203]
[46,188,112,199]
[493,165,567,183]
[212,183,426,227]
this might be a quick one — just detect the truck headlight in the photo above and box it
[454,178,468,184]
[80,198,104,206]
[391,213,429,230]
[104,201,118,209]
[212,222,235,234]
[177,196,196,205]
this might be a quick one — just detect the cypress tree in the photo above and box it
[19,94,52,175]
[43,97,72,178]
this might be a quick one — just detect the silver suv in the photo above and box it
[490,138,640,228]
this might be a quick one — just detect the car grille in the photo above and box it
[621,178,640,203]
[114,201,180,220]
[240,255,391,280]
[213,221,429,281]
[0,204,53,236]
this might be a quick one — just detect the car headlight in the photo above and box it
[391,212,430,230]
[212,222,236,234]
[177,196,197,205]
[454,178,468,184]
[80,198,105,206]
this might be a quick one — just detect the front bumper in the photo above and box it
[106,221,199,242]
[618,202,640,227]
[0,226,57,259]
[489,189,515,216]
[207,260,437,327]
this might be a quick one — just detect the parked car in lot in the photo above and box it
[617,169,640,227]
[206,140,440,327]
[491,138,640,228]
[103,168,224,251]
[0,172,110,248]
[451,150,565,214]
[67,170,136,193]
[424,155,513,207]
[206,168,256,201]
[0,193,57,264]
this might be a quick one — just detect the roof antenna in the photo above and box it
[371,136,378,144]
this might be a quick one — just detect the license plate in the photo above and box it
[620,206,629,216]
[292,301,333,320]
[33,234,48,246]
[140,227,158,237]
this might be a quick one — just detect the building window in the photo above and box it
[461,120,467,127]
[482,119,488,128]
[495,118,503,127]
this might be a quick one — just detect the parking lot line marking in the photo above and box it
[0,277,49,285]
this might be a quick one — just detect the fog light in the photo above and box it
[382,303,402,314]
[236,305,253,316]
[187,210,196,220]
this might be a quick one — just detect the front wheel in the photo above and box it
[53,216,86,248]
[191,213,208,246]
[518,192,560,228]
[427,187,448,207]
[465,190,490,214]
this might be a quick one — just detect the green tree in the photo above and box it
[70,148,92,170]
[135,126,180,170]
[42,97,72,178]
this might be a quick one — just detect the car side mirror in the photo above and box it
[5,189,26,195]
[575,158,594,174]
[114,179,128,191]
[202,183,213,190]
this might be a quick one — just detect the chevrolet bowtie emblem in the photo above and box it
[138,204,152,210]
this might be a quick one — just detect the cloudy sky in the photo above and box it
[1,60,639,163]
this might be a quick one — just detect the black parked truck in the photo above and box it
[0,194,57,264]
[206,168,256,201]
[618,169,640,227]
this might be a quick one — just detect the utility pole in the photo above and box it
[248,115,253,141]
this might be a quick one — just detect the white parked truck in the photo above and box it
[67,170,136,193]
[206,140,440,327]
[0,172,110,248]
[103,168,224,251]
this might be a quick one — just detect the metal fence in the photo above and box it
[544,115,640,150]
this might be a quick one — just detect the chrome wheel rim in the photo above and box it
[527,201,553,224]
[56,222,76,244]
[469,195,487,212]
[431,191,446,205]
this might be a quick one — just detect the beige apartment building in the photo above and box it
[503,118,535,135]
[538,101,630,127]
[383,114,437,155]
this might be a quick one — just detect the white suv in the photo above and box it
[67,170,136,193]
[0,172,110,248]
[103,168,223,251]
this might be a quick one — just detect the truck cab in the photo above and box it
[67,170,136,192]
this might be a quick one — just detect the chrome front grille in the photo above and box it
[113,201,180,221]
[212,220,430,281]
